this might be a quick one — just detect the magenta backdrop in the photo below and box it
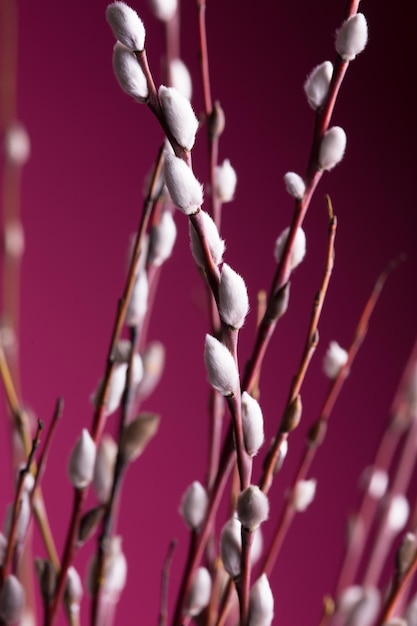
[1,0,417,624]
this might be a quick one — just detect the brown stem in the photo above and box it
[159,540,178,626]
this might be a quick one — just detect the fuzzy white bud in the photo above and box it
[336,13,368,61]
[164,154,203,215]
[304,61,333,109]
[323,341,348,379]
[93,435,118,503]
[360,467,388,499]
[283,172,306,200]
[92,355,143,417]
[179,481,208,530]
[204,334,239,397]
[248,574,274,626]
[68,429,96,489]
[189,210,225,267]
[136,341,165,400]
[241,391,264,457]
[237,486,269,531]
[218,263,249,330]
[169,59,192,100]
[148,210,177,267]
[87,536,127,601]
[275,439,289,473]
[387,495,409,533]
[147,0,177,21]
[214,159,237,203]
[106,2,146,51]
[274,226,306,271]
[66,567,83,615]
[185,567,212,617]
[112,41,148,102]
[159,86,199,151]
[318,126,347,171]
[3,221,25,260]
[292,479,317,512]
[3,122,30,166]
[343,587,380,626]
[3,495,30,545]
[220,517,242,578]
[126,270,149,327]
[0,575,25,624]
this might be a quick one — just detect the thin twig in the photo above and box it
[159,539,178,626]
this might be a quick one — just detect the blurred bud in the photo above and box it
[280,395,302,433]
[387,495,409,533]
[344,586,380,626]
[92,356,143,417]
[220,517,241,578]
[164,154,203,215]
[274,226,306,271]
[86,536,127,601]
[3,122,31,166]
[119,412,160,462]
[405,592,417,625]
[218,263,249,330]
[214,159,237,203]
[35,559,56,601]
[323,341,348,379]
[179,481,208,530]
[148,210,177,267]
[397,532,417,575]
[3,220,25,259]
[336,13,368,61]
[209,100,226,139]
[337,585,363,615]
[283,172,306,200]
[292,479,317,512]
[274,438,288,473]
[267,282,290,322]
[237,486,269,531]
[248,574,274,626]
[126,271,149,327]
[241,391,264,457]
[106,2,146,51]
[136,341,165,400]
[0,533,6,565]
[304,61,333,109]
[3,493,31,545]
[169,59,192,100]
[112,41,148,102]
[66,567,83,616]
[360,467,388,499]
[148,0,177,21]
[189,210,225,267]
[204,334,239,397]
[159,86,199,151]
[184,567,212,617]
[318,126,347,171]
[68,429,96,489]
[0,575,25,624]
[383,620,407,626]
[93,434,118,504]
[78,506,105,545]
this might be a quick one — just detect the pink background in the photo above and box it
[1,0,417,624]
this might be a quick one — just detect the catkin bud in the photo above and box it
[136,341,165,400]
[0,533,7,565]
[66,567,83,616]
[204,334,239,397]
[283,172,306,200]
[241,391,264,457]
[3,220,25,260]
[384,619,407,626]
[147,0,177,21]
[335,13,368,61]
[387,495,409,533]
[119,413,160,462]
[304,61,333,109]
[148,210,177,267]
[164,154,203,215]
[237,486,269,531]
[91,355,144,417]
[214,159,237,203]
[318,126,346,171]
[397,533,417,575]
[169,59,192,101]
[86,536,127,600]
[126,270,149,327]
[189,210,225,267]
[93,434,118,503]
[106,2,146,51]
[220,517,242,578]
[179,481,208,530]
[292,479,317,512]
[184,567,212,617]
[218,263,249,330]
[3,122,31,166]
[360,467,388,499]
[68,429,96,489]
[323,341,348,378]
[280,395,302,433]
[112,41,148,102]
[248,574,274,626]
[0,575,25,624]
[274,227,306,271]
[159,86,199,151]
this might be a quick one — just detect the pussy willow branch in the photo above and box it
[262,257,403,578]
[46,147,165,626]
